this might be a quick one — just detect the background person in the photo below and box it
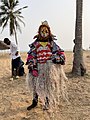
[4,38,22,79]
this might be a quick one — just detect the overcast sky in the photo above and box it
[0,0,90,51]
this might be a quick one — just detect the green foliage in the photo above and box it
[0,0,28,44]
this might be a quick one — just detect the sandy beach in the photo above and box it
[0,51,90,120]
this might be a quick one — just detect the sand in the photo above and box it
[0,51,90,120]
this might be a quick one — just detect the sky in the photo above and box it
[0,0,90,52]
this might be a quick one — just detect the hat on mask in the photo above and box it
[41,20,49,27]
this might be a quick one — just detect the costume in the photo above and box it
[26,21,68,110]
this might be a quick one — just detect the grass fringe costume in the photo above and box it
[26,21,68,110]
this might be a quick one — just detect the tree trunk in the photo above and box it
[72,0,86,76]
[14,29,18,45]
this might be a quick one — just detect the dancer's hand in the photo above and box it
[28,62,33,69]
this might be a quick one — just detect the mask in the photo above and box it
[38,25,51,40]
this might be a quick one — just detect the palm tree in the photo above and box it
[72,0,86,76]
[0,0,28,44]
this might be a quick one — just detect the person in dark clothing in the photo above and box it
[4,38,24,79]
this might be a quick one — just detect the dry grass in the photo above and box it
[0,51,90,120]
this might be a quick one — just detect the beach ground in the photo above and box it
[0,51,90,120]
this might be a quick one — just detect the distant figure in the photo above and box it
[73,39,86,76]
[4,38,24,80]
[73,39,75,53]
[26,21,68,111]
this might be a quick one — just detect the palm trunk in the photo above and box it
[14,29,18,45]
[72,0,86,76]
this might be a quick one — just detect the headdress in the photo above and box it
[33,20,57,41]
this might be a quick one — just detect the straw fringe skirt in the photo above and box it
[26,60,68,108]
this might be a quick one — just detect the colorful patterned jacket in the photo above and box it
[26,40,65,76]
[26,40,65,65]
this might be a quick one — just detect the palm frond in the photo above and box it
[0,12,6,17]
[9,0,18,10]
[15,6,28,12]
[1,0,10,9]
[9,0,14,9]
[13,0,19,7]
[15,20,22,33]
[0,5,8,12]
[1,16,9,33]
[16,16,25,26]
[0,19,2,27]
[13,10,21,15]
[0,16,7,26]
[16,15,24,18]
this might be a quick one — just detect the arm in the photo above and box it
[26,43,38,76]
[26,42,37,65]
[51,41,65,65]
[26,42,38,76]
